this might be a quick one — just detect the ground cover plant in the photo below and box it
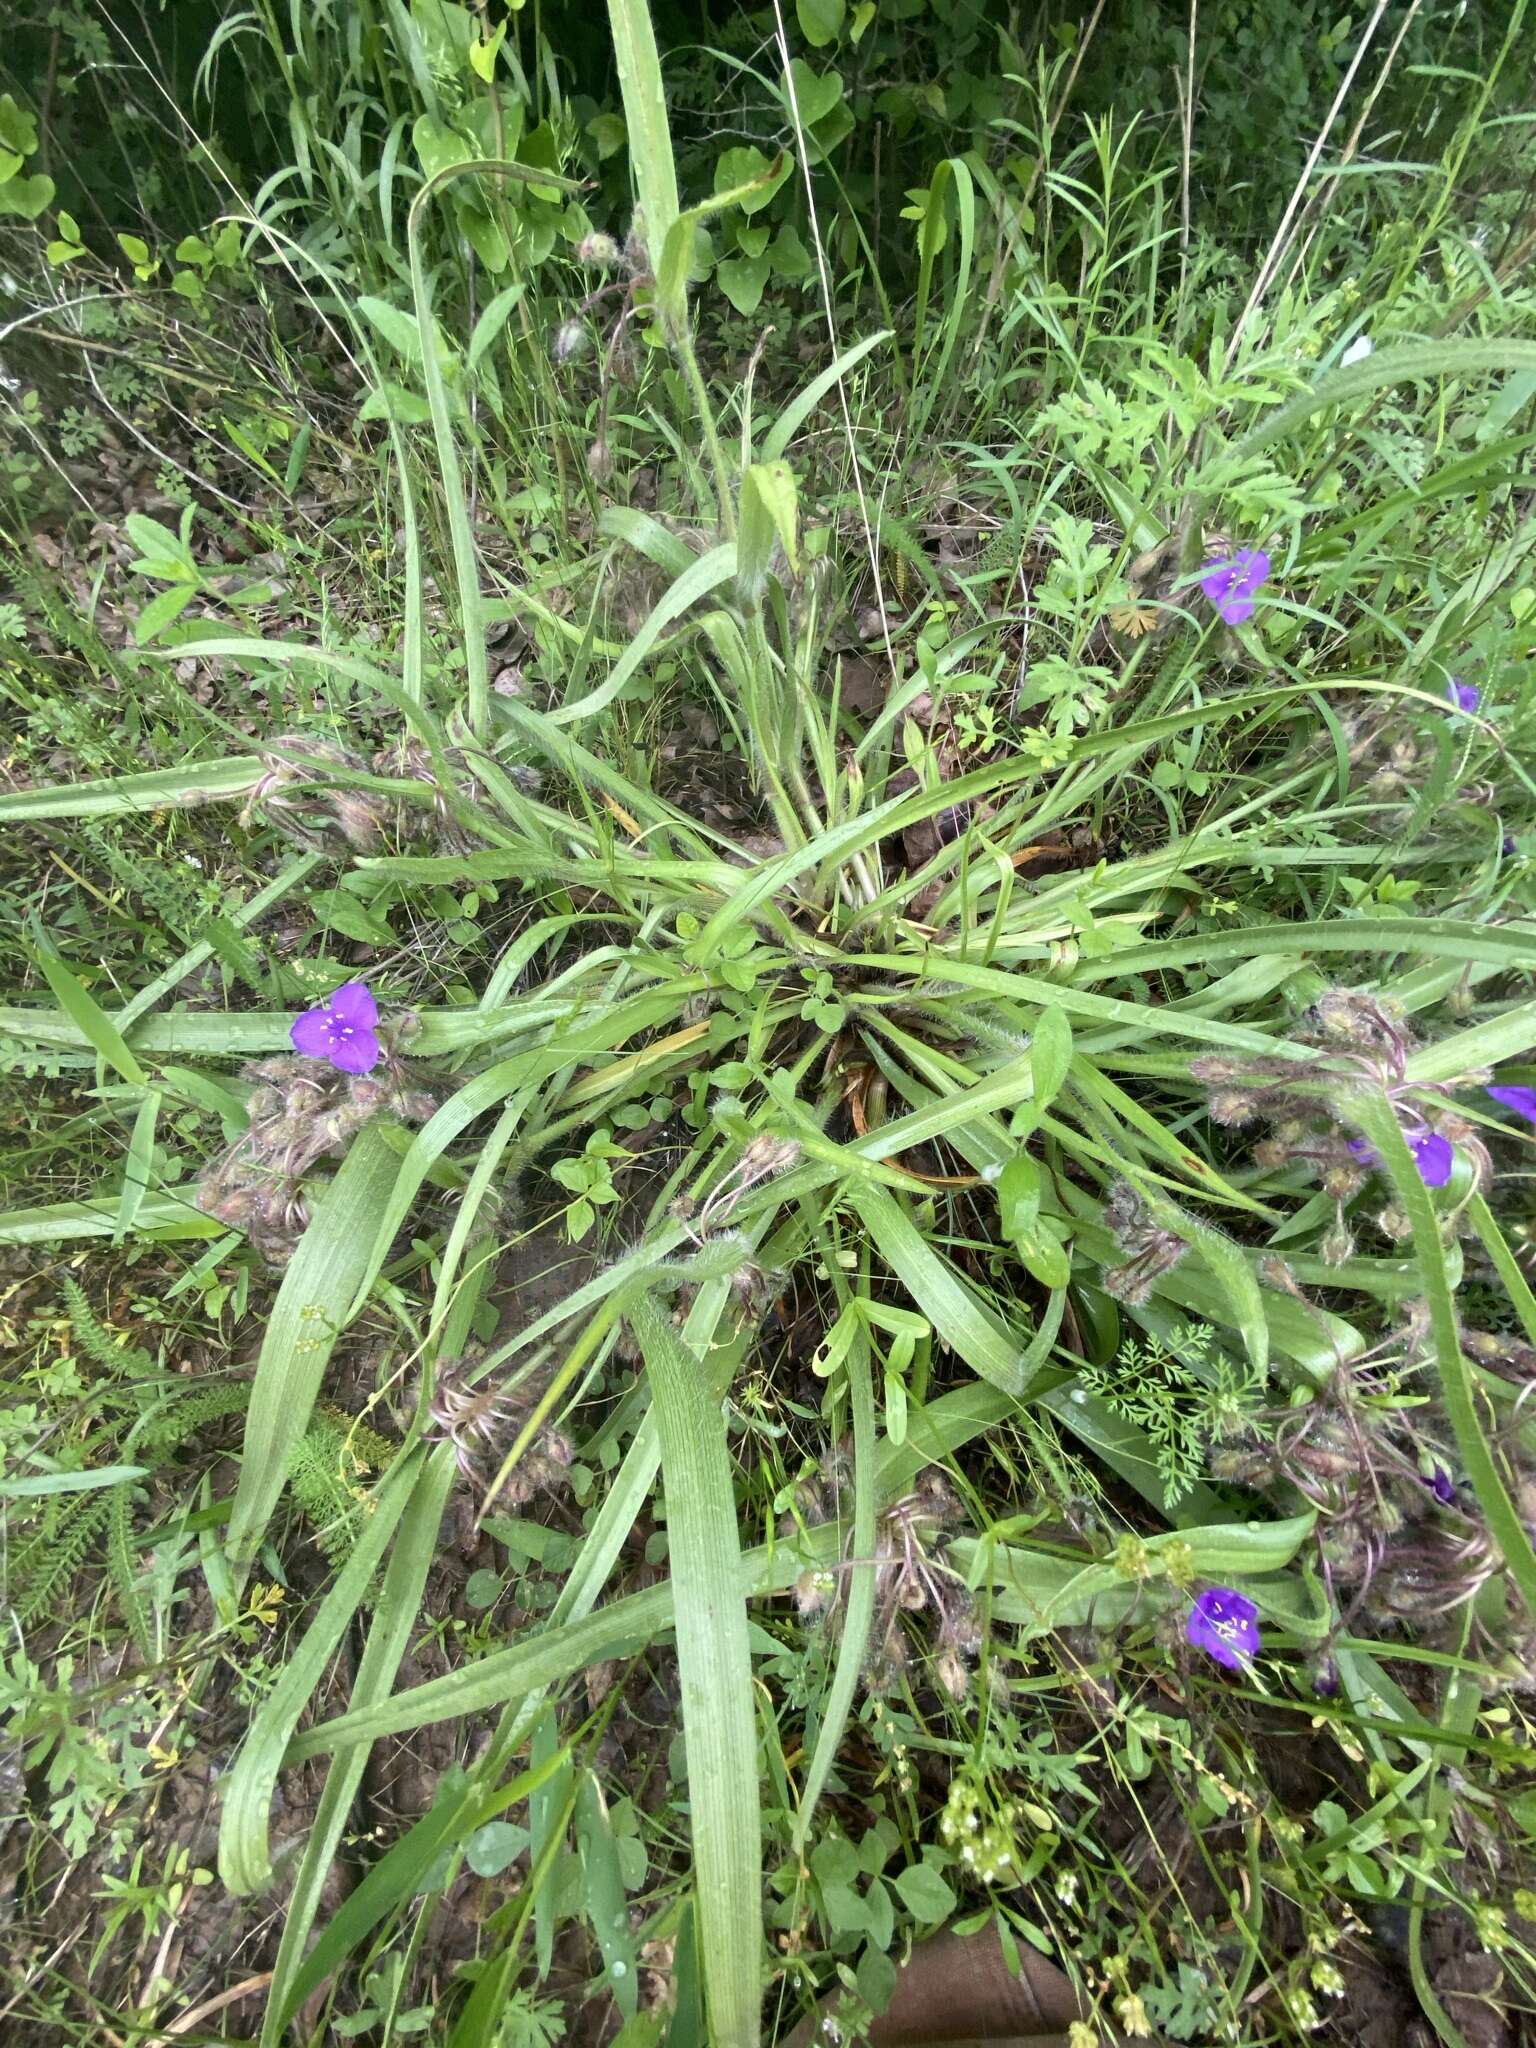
[4,1,1536,2043]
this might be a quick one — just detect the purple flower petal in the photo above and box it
[1186,1586,1260,1671]
[290,1006,338,1059]
[1200,549,1271,626]
[1489,1085,1536,1127]
[326,1025,382,1075]
[1423,1465,1456,1507]
[1446,679,1481,714]
[290,981,384,1074]
[327,980,379,1029]
[1350,1129,1454,1186]
[1410,1130,1454,1188]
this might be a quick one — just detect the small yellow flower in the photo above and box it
[1108,602,1161,639]
[1067,2024,1100,2048]
[1475,1903,1508,1951]
[246,1582,284,1627]
[1114,1992,1152,2039]
[1311,1958,1346,1998]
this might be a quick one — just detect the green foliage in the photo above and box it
[1080,1323,1265,1508]
[4,0,1536,2042]
[60,1276,154,1378]
[286,1405,400,1569]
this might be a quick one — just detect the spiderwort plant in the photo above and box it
[290,980,383,1074]
[1187,1586,1260,1671]
[1200,548,1271,625]
[1446,678,1481,714]
[1195,991,1486,1227]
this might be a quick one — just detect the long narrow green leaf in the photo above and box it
[1234,338,1536,458]
[289,1384,1019,1763]
[848,1179,1033,1397]
[629,1293,761,2048]
[225,1125,401,1575]
[0,1194,222,1245]
[1072,916,1536,981]
[30,944,146,1087]
[604,0,680,280]
[792,1302,876,1852]
[761,330,891,463]
[116,853,323,1031]
[113,1090,161,1243]
[261,1445,457,2042]
[3,1465,148,1499]
[220,1445,425,1893]
[551,544,740,726]
[0,756,261,822]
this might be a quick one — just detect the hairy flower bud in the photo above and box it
[330,791,387,851]
[1321,1221,1355,1266]
[935,1645,970,1699]
[1209,1444,1274,1485]
[1103,1261,1155,1306]
[1208,1089,1259,1126]
[1190,1055,1247,1084]
[794,1568,834,1617]
[576,232,622,266]
[552,318,588,363]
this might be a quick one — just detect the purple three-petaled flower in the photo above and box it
[1187,1585,1260,1671]
[1347,1128,1454,1188]
[1446,678,1481,714]
[1200,549,1271,626]
[290,980,382,1074]
[1489,1085,1536,1127]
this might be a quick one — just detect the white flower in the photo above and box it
[1340,333,1373,367]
